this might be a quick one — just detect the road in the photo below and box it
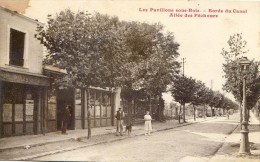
[33,114,239,162]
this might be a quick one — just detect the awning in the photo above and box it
[0,67,50,86]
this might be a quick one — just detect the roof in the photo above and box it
[43,65,67,74]
[0,5,44,26]
[43,65,117,92]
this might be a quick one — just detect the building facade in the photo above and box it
[0,7,50,138]
[43,66,121,133]
[0,7,122,138]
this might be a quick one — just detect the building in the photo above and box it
[43,65,121,132]
[0,6,122,138]
[0,6,50,137]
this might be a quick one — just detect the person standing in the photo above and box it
[144,111,152,135]
[115,108,125,136]
[62,105,71,135]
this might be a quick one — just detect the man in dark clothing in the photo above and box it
[62,105,71,134]
[115,108,125,136]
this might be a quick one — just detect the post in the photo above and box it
[82,89,85,129]
[240,103,242,129]
[178,105,181,124]
[203,104,206,119]
[42,87,48,136]
[183,103,186,123]
[239,76,250,154]
[193,105,196,121]
[149,96,152,114]
[86,88,91,138]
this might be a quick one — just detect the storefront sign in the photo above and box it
[0,68,50,86]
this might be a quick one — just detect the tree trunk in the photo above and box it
[133,98,136,123]
[247,108,250,122]
[175,106,178,119]
[148,96,152,115]
[87,88,91,139]
[127,99,133,125]
[158,94,165,122]
[203,104,206,119]
[193,105,196,121]
[211,106,213,117]
[183,103,186,123]
[178,105,181,124]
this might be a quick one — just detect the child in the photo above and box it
[144,111,152,135]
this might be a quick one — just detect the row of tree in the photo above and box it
[36,9,254,138]
[170,75,238,123]
[35,9,180,137]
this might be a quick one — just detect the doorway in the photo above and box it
[56,88,75,130]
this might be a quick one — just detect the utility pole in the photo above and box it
[182,58,186,77]
[182,58,186,123]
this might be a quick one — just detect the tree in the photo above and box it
[204,88,215,117]
[190,81,208,121]
[117,22,180,121]
[211,91,224,116]
[171,75,196,123]
[132,30,180,120]
[221,33,260,122]
[36,9,124,138]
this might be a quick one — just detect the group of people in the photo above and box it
[61,106,153,136]
[115,108,153,136]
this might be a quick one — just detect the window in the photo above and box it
[9,28,25,66]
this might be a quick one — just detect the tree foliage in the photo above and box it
[171,75,196,105]
[221,33,260,109]
[36,10,119,88]
[36,9,181,127]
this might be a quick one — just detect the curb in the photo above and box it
[0,128,121,152]
[0,138,70,152]
[210,123,239,157]
[13,118,212,160]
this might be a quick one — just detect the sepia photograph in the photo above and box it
[0,0,259,161]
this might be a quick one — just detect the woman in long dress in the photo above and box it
[144,111,152,135]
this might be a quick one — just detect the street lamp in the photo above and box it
[239,56,251,155]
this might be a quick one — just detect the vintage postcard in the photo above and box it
[0,0,259,161]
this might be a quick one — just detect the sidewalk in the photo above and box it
[0,117,208,151]
[209,111,260,162]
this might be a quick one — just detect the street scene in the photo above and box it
[26,114,260,162]
[0,113,260,161]
[0,0,260,162]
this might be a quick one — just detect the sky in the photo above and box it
[2,0,259,103]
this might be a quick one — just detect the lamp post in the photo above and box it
[239,57,251,155]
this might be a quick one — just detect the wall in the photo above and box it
[0,7,44,74]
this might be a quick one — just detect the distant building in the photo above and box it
[0,6,50,137]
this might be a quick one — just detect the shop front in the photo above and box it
[74,88,115,129]
[0,68,50,138]
[43,66,121,131]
